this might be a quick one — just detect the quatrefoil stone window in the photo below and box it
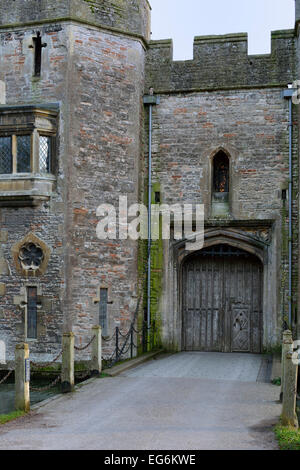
[18,243,44,272]
[12,233,51,277]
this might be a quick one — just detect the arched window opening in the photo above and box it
[213,151,229,193]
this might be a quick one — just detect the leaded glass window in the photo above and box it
[39,136,51,173]
[0,137,12,174]
[17,135,31,173]
[0,132,54,175]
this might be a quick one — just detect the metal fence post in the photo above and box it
[152,320,156,350]
[281,330,293,402]
[90,325,102,377]
[116,327,119,362]
[142,322,146,353]
[15,343,30,412]
[130,326,134,359]
[61,332,74,393]
[282,351,299,428]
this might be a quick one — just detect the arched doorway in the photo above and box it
[182,244,263,353]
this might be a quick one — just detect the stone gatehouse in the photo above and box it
[0,0,299,362]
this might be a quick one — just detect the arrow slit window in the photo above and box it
[32,32,47,77]
[99,288,108,337]
[27,287,38,340]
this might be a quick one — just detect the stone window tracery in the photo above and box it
[18,243,44,272]
[12,233,50,277]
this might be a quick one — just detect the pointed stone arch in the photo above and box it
[209,145,232,163]
[175,228,267,265]
[160,224,277,353]
[178,229,266,352]
[181,242,263,352]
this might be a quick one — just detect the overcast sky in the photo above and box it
[149,0,295,60]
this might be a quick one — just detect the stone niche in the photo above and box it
[0,104,58,207]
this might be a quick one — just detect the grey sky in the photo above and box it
[149,0,295,60]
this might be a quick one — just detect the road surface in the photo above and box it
[0,352,281,450]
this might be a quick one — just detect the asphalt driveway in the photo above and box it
[0,352,281,450]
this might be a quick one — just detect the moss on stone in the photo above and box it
[137,178,164,351]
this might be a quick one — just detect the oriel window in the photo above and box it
[213,151,229,193]
[0,133,53,175]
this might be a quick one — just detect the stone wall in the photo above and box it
[145,31,295,92]
[0,4,147,360]
[0,0,151,41]
[144,87,298,349]
[148,89,292,216]
[67,23,146,354]
[0,24,69,361]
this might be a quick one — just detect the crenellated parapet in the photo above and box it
[145,30,296,92]
[0,0,151,42]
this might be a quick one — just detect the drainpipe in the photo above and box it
[143,89,160,329]
[282,86,295,328]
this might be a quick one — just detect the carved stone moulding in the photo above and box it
[12,232,51,277]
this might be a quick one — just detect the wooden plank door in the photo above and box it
[182,245,263,353]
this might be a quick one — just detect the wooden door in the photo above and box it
[182,244,263,353]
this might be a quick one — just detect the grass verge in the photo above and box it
[0,410,26,425]
[275,424,300,450]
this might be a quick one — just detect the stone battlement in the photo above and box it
[0,0,151,41]
[145,29,296,92]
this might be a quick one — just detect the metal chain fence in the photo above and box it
[0,369,13,386]
[74,335,95,352]
[30,350,62,369]
[102,319,156,369]
[30,374,61,392]
[1,265,154,396]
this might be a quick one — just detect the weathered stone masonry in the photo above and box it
[0,0,300,361]
[143,18,300,351]
[0,0,150,362]
[145,88,298,350]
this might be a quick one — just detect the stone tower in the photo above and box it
[0,0,150,360]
